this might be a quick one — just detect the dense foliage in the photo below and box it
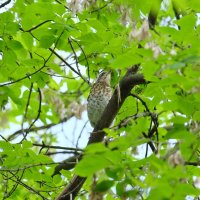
[0,0,200,199]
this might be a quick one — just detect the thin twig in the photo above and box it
[0,0,11,9]
[142,128,157,154]
[0,69,39,87]
[129,94,158,154]
[0,134,8,142]
[29,88,42,131]
[71,38,90,83]
[46,151,79,156]
[20,88,42,142]
[68,37,81,76]
[41,71,79,79]
[5,170,25,198]
[20,20,53,32]
[21,82,33,138]
[113,112,152,129]
[90,0,113,13]
[6,172,47,199]
[49,48,89,84]
[3,172,9,199]
[0,162,63,172]
[55,0,70,11]
[33,143,83,152]
[130,94,159,136]
[75,121,88,149]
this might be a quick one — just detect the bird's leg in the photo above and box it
[116,83,121,106]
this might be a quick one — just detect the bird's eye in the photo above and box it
[98,71,106,78]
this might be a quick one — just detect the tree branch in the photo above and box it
[56,66,146,200]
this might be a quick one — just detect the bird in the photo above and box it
[87,71,113,127]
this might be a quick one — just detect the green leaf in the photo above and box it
[75,154,111,176]
[193,111,200,121]
[40,35,56,48]
[22,141,33,148]
[110,48,142,69]
[0,141,13,151]
[7,40,23,50]
[105,167,124,180]
[32,72,49,88]
[94,180,114,192]
[3,49,17,66]
[53,174,62,184]
[116,181,126,196]
[165,124,195,140]
[21,32,34,49]
[85,143,108,153]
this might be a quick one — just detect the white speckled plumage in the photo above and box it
[87,71,112,127]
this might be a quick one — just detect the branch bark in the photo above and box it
[56,66,146,200]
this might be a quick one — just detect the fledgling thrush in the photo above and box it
[87,71,112,127]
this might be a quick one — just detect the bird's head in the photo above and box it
[96,70,111,86]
